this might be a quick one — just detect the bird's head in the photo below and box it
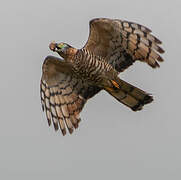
[49,42,77,59]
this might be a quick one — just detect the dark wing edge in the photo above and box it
[84,18,165,72]
[40,56,101,135]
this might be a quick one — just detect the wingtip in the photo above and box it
[62,129,66,136]
[157,56,164,62]
[157,46,165,54]
[68,128,74,134]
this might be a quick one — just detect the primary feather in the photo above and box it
[40,18,164,135]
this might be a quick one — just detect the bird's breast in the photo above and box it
[72,50,113,84]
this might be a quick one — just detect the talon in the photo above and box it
[111,80,120,89]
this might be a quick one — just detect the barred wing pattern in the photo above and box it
[85,18,164,72]
[40,56,100,135]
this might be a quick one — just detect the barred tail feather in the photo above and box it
[105,78,153,111]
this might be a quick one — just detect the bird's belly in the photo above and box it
[74,65,103,85]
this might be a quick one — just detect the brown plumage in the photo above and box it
[40,18,164,135]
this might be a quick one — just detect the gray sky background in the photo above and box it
[0,0,181,179]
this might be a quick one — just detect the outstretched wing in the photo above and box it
[84,18,164,72]
[40,56,100,135]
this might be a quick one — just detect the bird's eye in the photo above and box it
[56,43,66,50]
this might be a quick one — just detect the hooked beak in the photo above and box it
[49,41,61,52]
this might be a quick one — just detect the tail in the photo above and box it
[104,78,153,111]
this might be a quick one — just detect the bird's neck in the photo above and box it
[64,47,78,61]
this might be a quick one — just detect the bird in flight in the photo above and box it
[40,18,164,135]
